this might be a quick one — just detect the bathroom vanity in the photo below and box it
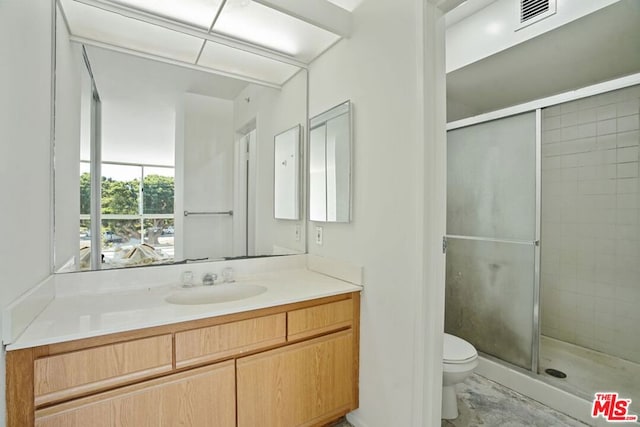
[5,268,361,427]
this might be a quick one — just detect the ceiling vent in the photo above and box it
[518,0,556,28]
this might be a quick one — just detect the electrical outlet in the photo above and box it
[315,226,323,245]
[295,225,301,241]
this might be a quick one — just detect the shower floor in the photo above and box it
[539,335,640,417]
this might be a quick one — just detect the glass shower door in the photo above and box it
[445,111,539,371]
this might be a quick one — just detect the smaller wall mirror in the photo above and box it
[274,125,302,220]
[309,101,352,223]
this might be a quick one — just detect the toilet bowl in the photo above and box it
[442,333,478,420]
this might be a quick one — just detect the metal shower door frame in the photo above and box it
[445,108,542,374]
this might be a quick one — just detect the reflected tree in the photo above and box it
[79,172,174,245]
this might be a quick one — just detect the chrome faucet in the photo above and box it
[202,273,218,286]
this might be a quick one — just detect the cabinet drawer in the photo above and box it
[287,299,353,341]
[175,313,286,369]
[34,334,172,406]
[35,361,236,427]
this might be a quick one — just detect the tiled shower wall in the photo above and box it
[541,85,640,364]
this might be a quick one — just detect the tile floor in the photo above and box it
[540,335,640,416]
[332,373,587,426]
[442,374,588,427]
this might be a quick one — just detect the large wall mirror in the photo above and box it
[52,0,327,272]
[309,101,352,223]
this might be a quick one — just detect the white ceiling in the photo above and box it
[111,0,225,30]
[325,0,364,12]
[445,0,499,27]
[212,1,340,62]
[447,0,640,121]
[86,46,250,103]
[59,0,349,87]
[85,45,257,165]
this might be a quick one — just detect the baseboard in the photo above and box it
[346,411,369,427]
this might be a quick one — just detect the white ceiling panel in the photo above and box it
[109,0,224,30]
[213,0,340,62]
[198,41,300,85]
[61,0,203,63]
[325,0,364,12]
[86,46,248,103]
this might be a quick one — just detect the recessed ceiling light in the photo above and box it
[61,0,203,63]
[198,41,300,85]
[110,0,224,29]
[213,0,339,62]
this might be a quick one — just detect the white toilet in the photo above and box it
[442,333,478,420]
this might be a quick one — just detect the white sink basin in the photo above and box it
[165,283,267,305]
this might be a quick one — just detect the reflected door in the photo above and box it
[234,129,256,257]
[445,111,539,370]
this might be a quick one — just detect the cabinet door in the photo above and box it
[237,330,355,427]
[35,361,235,427]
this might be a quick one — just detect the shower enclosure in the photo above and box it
[445,83,640,415]
[445,111,540,371]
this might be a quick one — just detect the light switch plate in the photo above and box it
[315,226,323,245]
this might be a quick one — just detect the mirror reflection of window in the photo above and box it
[79,162,176,270]
[78,162,92,270]
[142,167,175,259]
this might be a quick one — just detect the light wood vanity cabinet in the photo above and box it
[7,292,360,427]
[237,330,354,427]
[175,313,286,369]
[287,299,354,341]
[34,361,236,427]
[33,334,173,406]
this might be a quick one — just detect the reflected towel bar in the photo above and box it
[446,235,538,246]
[184,210,233,217]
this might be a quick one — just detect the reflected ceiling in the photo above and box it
[58,0,349,86]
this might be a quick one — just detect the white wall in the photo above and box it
[446,0,620,72]
[178,93,235,260]
[234,71,307,256]
[308,0,446,425]
[0,0,54,424]
[53,7,82,271]
[540,85,640,363]
[100,98,175,166]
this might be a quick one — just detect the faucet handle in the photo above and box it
[181,271,194,288]
[202,273,218,286]
[221,267,235,283]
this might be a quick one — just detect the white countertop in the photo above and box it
[6,269,362,351]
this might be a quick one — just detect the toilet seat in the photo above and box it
[443,333,477,364]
